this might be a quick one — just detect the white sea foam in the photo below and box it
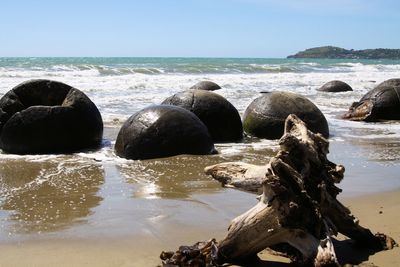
[0,59,400,165]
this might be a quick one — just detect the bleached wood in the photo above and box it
[160,114,396,267]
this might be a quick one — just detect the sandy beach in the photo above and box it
[337,191,400,266]
[0,189,397,267]
[1,58,400,267]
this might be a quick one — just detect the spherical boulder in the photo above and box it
[0,79,103,154]
[317,80,353,92]
[162,89,243,142]
[343,78,400,121]
[190,81,221,91]
[243,91,329,139]
[115,105,216,160]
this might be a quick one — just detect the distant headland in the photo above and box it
[287,46,400,59]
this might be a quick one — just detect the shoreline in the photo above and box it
[0,58,399,267]
[0,189,398,267]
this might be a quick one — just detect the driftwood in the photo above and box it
[160,114,397,267]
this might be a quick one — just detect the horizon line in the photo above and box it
[0,55,288,59]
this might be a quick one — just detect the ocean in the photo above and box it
[2,57,400,126]
[0,57,400,242]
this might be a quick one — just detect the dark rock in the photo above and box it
[243,91,329,139]
[115,105,216,160]
[0,79,103,154]
[162,89,243,142]
[374,78,400,89]
[190,81,221,91]
[317,80,353,92]
[343,78,400,121]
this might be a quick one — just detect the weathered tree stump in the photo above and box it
[160,114,396,267]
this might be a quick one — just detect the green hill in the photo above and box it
[287,46,400,59]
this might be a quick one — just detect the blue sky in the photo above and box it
[1,0,399,57]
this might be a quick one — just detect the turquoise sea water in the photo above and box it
[1,57,400,75]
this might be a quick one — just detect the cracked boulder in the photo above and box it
[162,89,243,142]
[0,79,103,154]
[343,78,400,121]
[243,91,329,139]
[115,105,216,160]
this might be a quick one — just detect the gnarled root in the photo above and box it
[160,239,218,267]
[160,114,397,267]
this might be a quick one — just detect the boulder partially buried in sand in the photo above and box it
[190,81,221,91]
[317,80,353,92]
[343,78,400,121]
[243,91,329,139]
[115,105,216,160]
[162,89,243,142]
[0,79,103,154]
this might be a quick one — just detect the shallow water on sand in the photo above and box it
[0,125,399,243]
[0,127,276,241]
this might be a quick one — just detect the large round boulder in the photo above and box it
[115,105,216,160]
[190,81,221,91]
[243,91,329,139]
[0,79,103,154]
[162,89,243,142]
[343,78,400,121]
[317,80,353,92]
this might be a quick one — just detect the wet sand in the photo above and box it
[0,190,398,267]
[0,127,399,266]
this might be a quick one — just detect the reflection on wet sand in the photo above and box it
[118,141,277,200]
[0,158,104,234]
[118,155,224,199]
[336,121,400,162]
[350,137,400,162]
